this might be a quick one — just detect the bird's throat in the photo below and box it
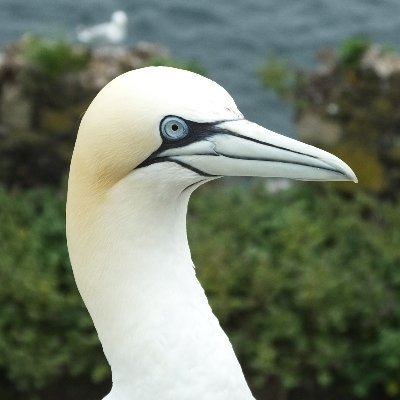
[66,167,253,399]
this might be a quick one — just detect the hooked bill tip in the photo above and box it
[343,164,358,183]
[336,162,358,183]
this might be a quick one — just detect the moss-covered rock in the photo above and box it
[261,37,400,195]
[0,36,206,188]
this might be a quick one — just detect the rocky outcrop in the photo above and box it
[262,38,400,194]
[0,36,170,187]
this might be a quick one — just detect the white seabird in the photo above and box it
[77,10,128,45]
[66,66,357,400]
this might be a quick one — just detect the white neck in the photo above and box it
[67,165,254,400]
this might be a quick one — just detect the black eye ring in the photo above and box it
[160,116,189,140]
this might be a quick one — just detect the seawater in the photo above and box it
[1,0,399,136]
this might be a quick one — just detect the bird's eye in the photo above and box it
[160,116,189,140]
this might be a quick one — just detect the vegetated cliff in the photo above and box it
[261,38,400,195]
[0,35,204,188]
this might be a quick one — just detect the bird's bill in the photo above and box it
[158,119,357,182]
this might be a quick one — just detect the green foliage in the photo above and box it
[338,37,371,69]
[0,184,399,399]
[143,55,207,76]
[0,117,80,188]
[260,56,299,97]
[189,184,400,399]
[0,187,108,396]
[22,36,90,80]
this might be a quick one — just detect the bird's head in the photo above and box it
[112,11,128,26]
[70,66,357,197]
[67,67,357,398]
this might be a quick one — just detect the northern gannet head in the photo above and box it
[71,66,356,195]
[67,66,357,400]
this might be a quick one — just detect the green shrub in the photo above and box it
[0,184,399,399]
[338,37,371,69]
[260,56,299,97]
[22,36,90,81]
[0,187,108,396]
[189,185,400,399]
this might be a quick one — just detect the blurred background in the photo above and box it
[0,0,399,399]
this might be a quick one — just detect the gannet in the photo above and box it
[77,10,128,45]
[66,66,357,400]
